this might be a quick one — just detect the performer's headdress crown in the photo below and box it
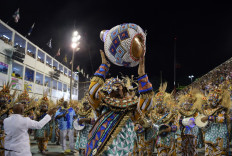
[18,89,30,104]
[101,77,125,94]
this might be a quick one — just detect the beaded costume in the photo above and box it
[75,100,95,155]
[51,97,64,144]
[34,94,50,153]
[150,83,177,156]
[176,88,204,156]
[86,63,153,156]
[0,83,16,155]
[203,87,231,156]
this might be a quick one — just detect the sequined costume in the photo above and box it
[176,89,204,156]
[34,95,50,153]
[35,112,50,152]
[133,123,154,156]
[86,63,153,156]
[133,124,145,155]
[149,83,178,156]
[0,82,16,155]
[177,110,203,155]
[151,108,177,156]
[51,98,64,144]
[75,103,95,154]
[203,88,231,156]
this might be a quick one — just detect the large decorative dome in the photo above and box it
[100,23,146,67]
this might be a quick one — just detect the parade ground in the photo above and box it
[30,136,232,156]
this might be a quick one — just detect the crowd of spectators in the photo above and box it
[26,50,35,58]
[44,81,49,87]
[0,35,12,45]
[11,71,22,79]
[35,80,41,85]
[37,57,44,63]
[46,62,52,68]
[0,67,8,74]
[177,58,232,96]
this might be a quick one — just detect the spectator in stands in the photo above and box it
[15,73,21,78]
[45,82,49,87]
[36,80,41,84]
[180,59,232,96]
[11,71,16,77]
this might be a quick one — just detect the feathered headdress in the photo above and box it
[0,82,11,101]
[206,84,231,112]
[101,77,124,94]
[178,87,204,110]
[15,89,31,104]
[56,97,64,106]
[153,82,176,109]
[0,81,17,109]
[101,74,138,95]
[121,75,138,91]
[38,91,50,108]
[154,82,167,103]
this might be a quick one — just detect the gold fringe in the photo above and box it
[150,109,176,124]
[178,88,204,112]
[48,100,55,109]
[140,91,154,99]
[100,102,137,112]
[91,76,104,85]
[98,113,131,156]
[9,90,17,108]
[159,82,167,93]
[77,107,92,117]
[221,90,231,113]
[203,107,225,116]
[178,109,197,117]
[192,93,204,110]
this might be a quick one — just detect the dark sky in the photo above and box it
[1,0,232,91]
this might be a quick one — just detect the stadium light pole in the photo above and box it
[70,31,81,100]
[188,75,194,83]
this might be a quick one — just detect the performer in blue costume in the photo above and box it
[55,101,76,154]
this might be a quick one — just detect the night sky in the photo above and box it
[1,0,232,92]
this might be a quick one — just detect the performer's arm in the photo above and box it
[173,112,181,131]
[27,108,56,129]
[170,124,177,132]
[134,57,154,127]
[208,111,227,123]
[78,118,96,125]
[26,114,51,129]
[55,109,66,119]
[88,50,110,112]
[136,74,153,117]
[202,109,228,123]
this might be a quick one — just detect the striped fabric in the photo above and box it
[94,64,109,79]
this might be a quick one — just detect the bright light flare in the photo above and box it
[72,37,78,43]
[73,31,78,36]
[72,35,81,42]
[77,35,81,40]
[71,43,77,49]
